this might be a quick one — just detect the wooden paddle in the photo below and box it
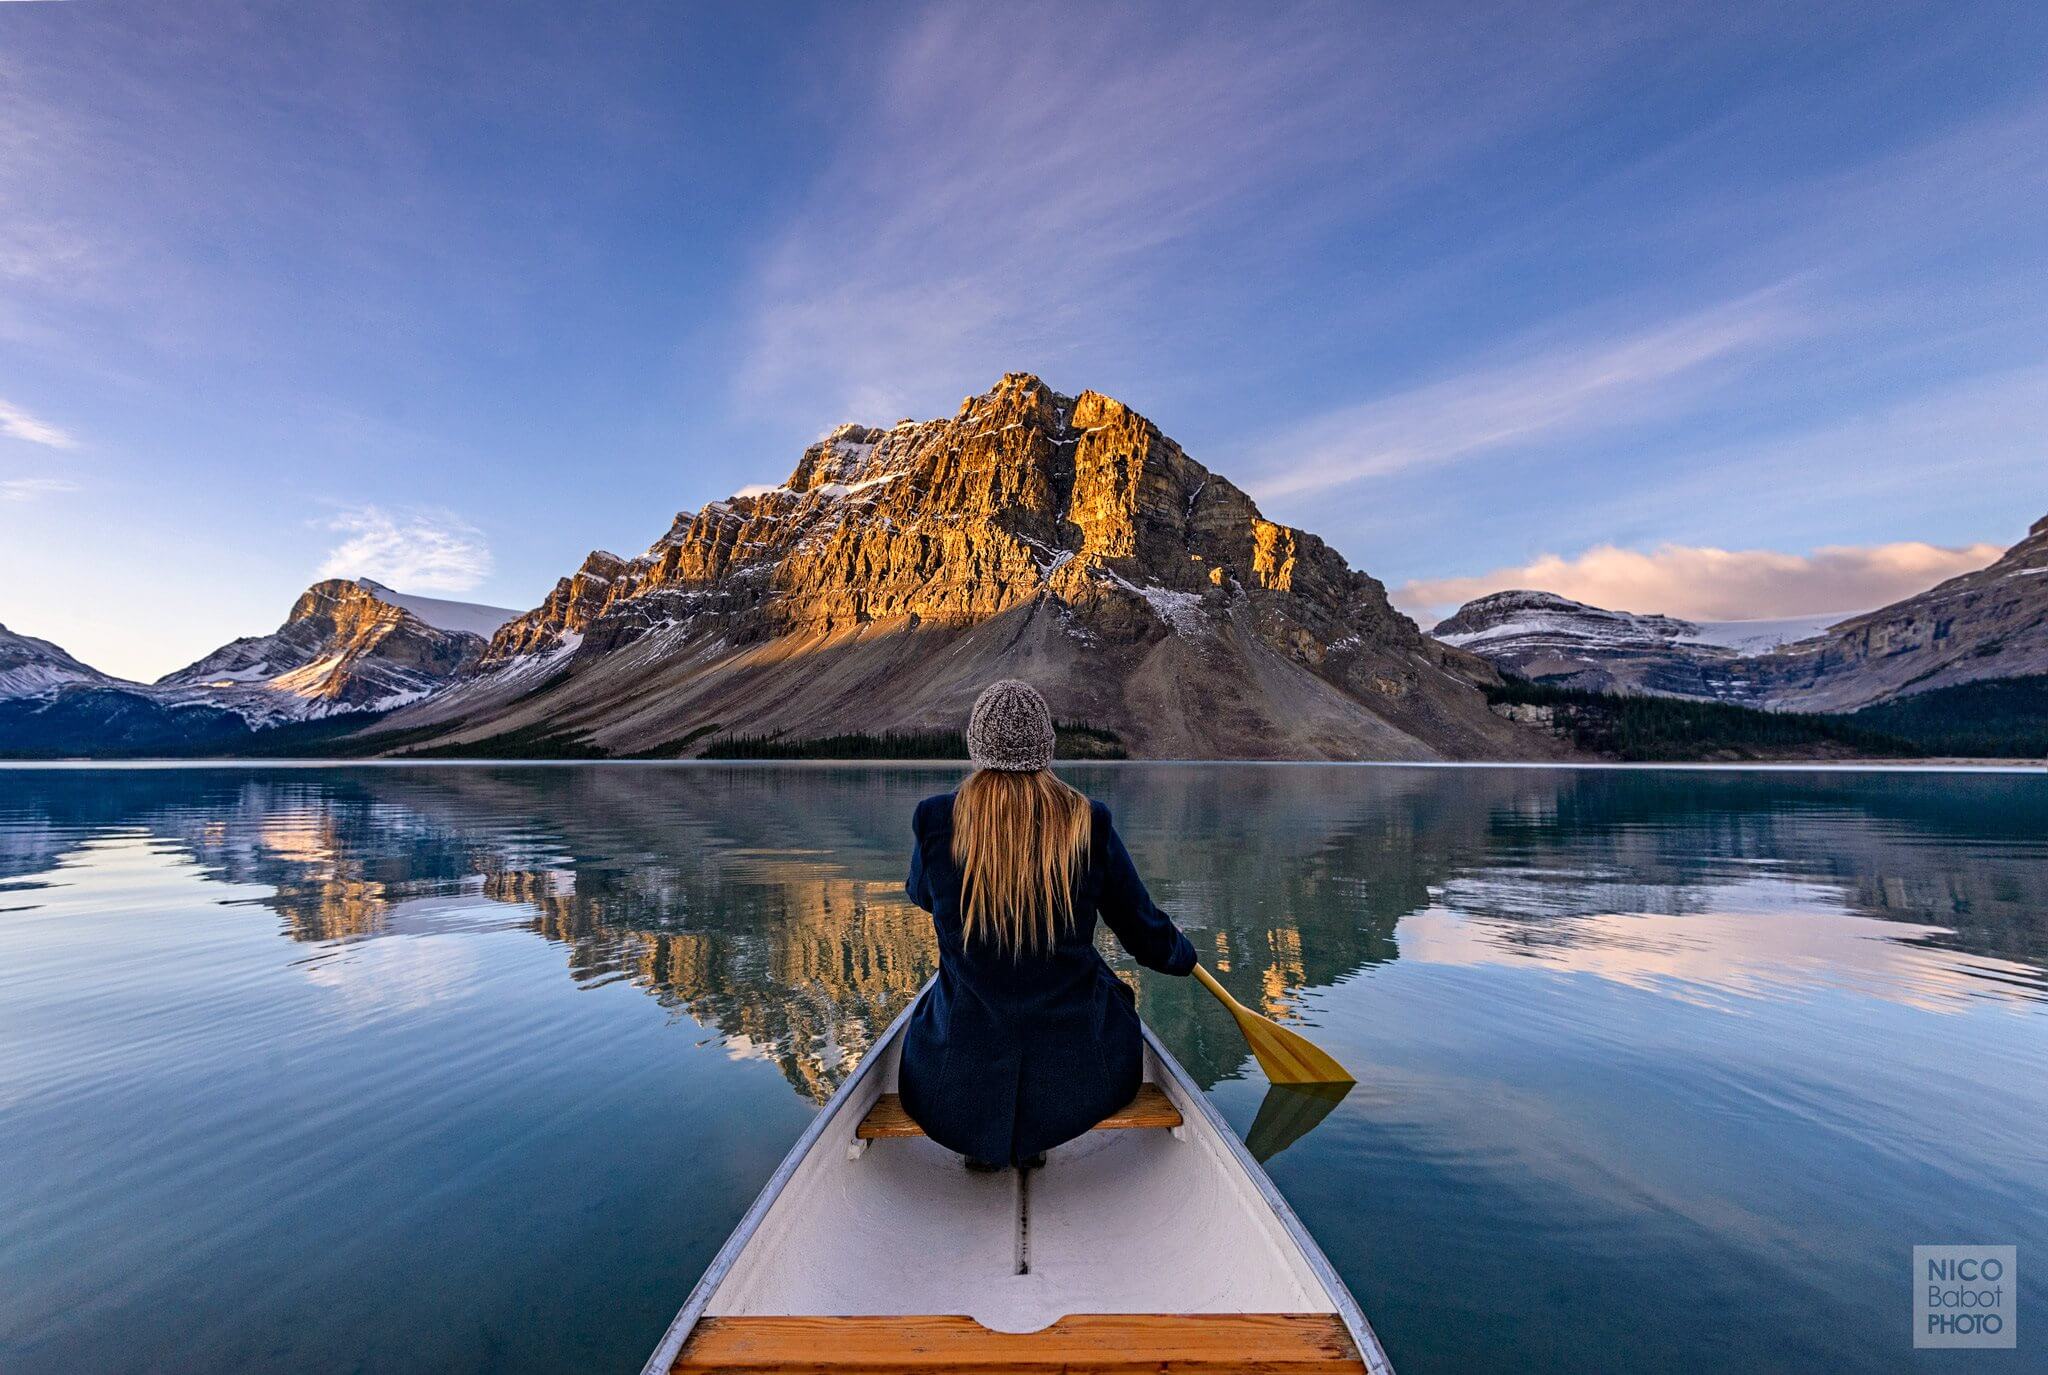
[1192,963,1354,1086]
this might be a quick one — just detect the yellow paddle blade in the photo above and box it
[1193,963,1355,1086]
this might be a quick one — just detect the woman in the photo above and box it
[900,679,1197,1170]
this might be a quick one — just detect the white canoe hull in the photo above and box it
[642,994,1393,1374]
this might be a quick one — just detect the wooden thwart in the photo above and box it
[855,1085,1182,1141]
[672,1312,1367,1373]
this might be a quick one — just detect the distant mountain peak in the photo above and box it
[0,622,127,700]
[1442,511,2048,711]
[0,579,507,754]
[1433,590,1701,651]
[156,578,493,720]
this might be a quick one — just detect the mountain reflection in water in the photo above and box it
[4,765,2042,1101]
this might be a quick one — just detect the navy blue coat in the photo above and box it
[898,791,1197,1165]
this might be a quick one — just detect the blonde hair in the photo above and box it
[952,767,1093,956]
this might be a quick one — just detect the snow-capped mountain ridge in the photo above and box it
[0,579,495,751]
[1437,512,2047,710]
[1429,590,1818,699]
[1433,591,1697,651]
[1435,591,1852,659]
[0,623,130,701]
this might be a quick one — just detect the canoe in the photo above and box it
[639,994,1395,1374]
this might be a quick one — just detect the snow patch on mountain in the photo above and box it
[1101,570,1208,636]
[1138,584,1206,636]
[1682,613,1851,654]
[354,580,519,638]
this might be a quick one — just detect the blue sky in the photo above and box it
[1,2,2044,680]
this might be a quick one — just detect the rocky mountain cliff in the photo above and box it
[1440,513,2048,713]
[370,373,1552,760]
[158,579,490,721]
[1734,514,2048,710]
[1433,591,1851,698]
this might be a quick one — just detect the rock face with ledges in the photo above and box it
[488,552,632,660]
[161,579,488,717]
[387,373,1553,761]
[1739,513,2048,710]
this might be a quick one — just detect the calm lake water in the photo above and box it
[2,763,2044,1374]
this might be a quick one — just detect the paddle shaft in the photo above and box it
[1191,962,1355,1086]
[1191,962,1238,1008]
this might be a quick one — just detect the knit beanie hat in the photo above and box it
[966,680,1056,772]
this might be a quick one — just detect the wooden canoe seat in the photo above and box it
[672,1312,1367,1372]
[855,1084,1182,1141]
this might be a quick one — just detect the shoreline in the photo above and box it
[3,755,2043,774]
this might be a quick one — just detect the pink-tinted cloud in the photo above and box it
[0,397,75,449]
[1396,538,2003,624]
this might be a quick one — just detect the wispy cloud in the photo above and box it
[1246,292,1801,499]
[1396,539,2002,625]
[736,4,1645,424]
[0,397,75,449]
[1661,362,2048,511]
[1238,93,2048,517]
[1461,360,2048,565]
[316,506,492,593]
[0,476,76,502]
